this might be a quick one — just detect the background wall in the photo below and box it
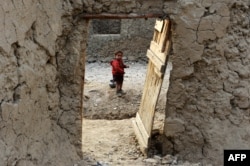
[87,18,155,63]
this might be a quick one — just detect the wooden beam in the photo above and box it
[146,49,165,73]
[79,13,164,19]
[132,113,150,155]
[150,41,168,62]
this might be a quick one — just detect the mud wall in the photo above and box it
[164,0,250,165]
[0,0,165,165]
[0,1,84,165]
[87,18,155,63]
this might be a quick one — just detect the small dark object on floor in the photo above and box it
[109,79,116,88]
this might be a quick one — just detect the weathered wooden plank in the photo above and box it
[154,67,164,78]
[150,41,161,53]
[146,49,165,73]
[161,21,171,52]
[164,39,171,55]
[152,30,158,43]
[159,20,170,52]
[132,113,150,154]
[133,18,171,156]
[154,19,164,32]
[156,31,161,43]
[132,119,147,154]
[149,41,168,63]
[135,113,150,144]
[138,61,164,135]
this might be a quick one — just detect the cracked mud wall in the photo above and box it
[87,18,155,63]
[0,1,84,165]
[164,0,250,165]
[0,0,165,165]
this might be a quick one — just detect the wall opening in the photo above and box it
[81,16,171,165]
[83,18,154,119]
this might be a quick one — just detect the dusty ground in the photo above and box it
[81,62,162,165]
[83,62,168,120]
[79,62,199,166]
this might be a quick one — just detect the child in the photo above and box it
[110,51,129,96]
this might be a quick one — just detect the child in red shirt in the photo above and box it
[110,51,129,96]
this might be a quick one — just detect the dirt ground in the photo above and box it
[79,62,199,166]
[83,62,168,120]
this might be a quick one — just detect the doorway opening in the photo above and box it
[81,15,171,165]
[83,18,154,119]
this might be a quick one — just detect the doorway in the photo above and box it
[81,15,171,165]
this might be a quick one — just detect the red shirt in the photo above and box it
[110,59,127,75]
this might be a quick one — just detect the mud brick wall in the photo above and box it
[87,18,155,63]
[0,0,165,165]
[164,0,250,165]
